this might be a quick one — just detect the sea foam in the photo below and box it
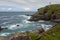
[41,24,52,31]
[0,33,10,36]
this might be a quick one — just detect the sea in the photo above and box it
[0,12,55,36]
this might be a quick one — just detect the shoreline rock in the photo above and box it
[0,26,7,31]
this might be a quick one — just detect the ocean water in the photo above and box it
[0,12,55,36]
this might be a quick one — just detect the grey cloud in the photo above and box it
[0,0,60,11]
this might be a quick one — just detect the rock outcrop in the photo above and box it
[0,26,7,31]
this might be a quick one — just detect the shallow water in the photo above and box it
[0,12,55,36]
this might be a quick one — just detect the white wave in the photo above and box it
[21,31,25,32]
[41,24,52,31]
[2,22,8,24]
[0,33,10,36]
[8,25,19,30]
[27,16,31,19]
[18,15,27,17]
[8,25,17,30]
[18,15,26,18]
[7,24,23,30]
[18,15,31,19]
[38,20,45,22]
[23,20,32,23]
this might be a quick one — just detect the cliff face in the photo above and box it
[29,4,60,22]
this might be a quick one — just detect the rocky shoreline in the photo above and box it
[0,27,45,40]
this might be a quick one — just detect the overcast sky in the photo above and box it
[0,0,60,11]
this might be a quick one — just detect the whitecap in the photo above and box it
[0,33,10,36]
[27,16,31,19]
[18,15,31,19]
[8,25,17,29]
[23,20,32,23]
[7,24,23,30]
[38,20,45,22]
[8,25,19,30]
[21,31,25,32]
[2,22,9,24]
[41,24,52,31]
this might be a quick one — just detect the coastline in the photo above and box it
[0,4,60,40]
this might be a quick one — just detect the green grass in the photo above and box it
[41,23,60,40]
[38,4,60,14]
[28,32,41,40]
[41,4,60,16]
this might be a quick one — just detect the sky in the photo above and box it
[0,0,60,11]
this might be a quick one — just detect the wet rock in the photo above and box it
[10,32,31,40]
[32,28,45,34]
[11,36,30,40]
[0,26,7,31]
[17,25,19,26]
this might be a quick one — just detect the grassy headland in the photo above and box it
[29,4,60,22]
